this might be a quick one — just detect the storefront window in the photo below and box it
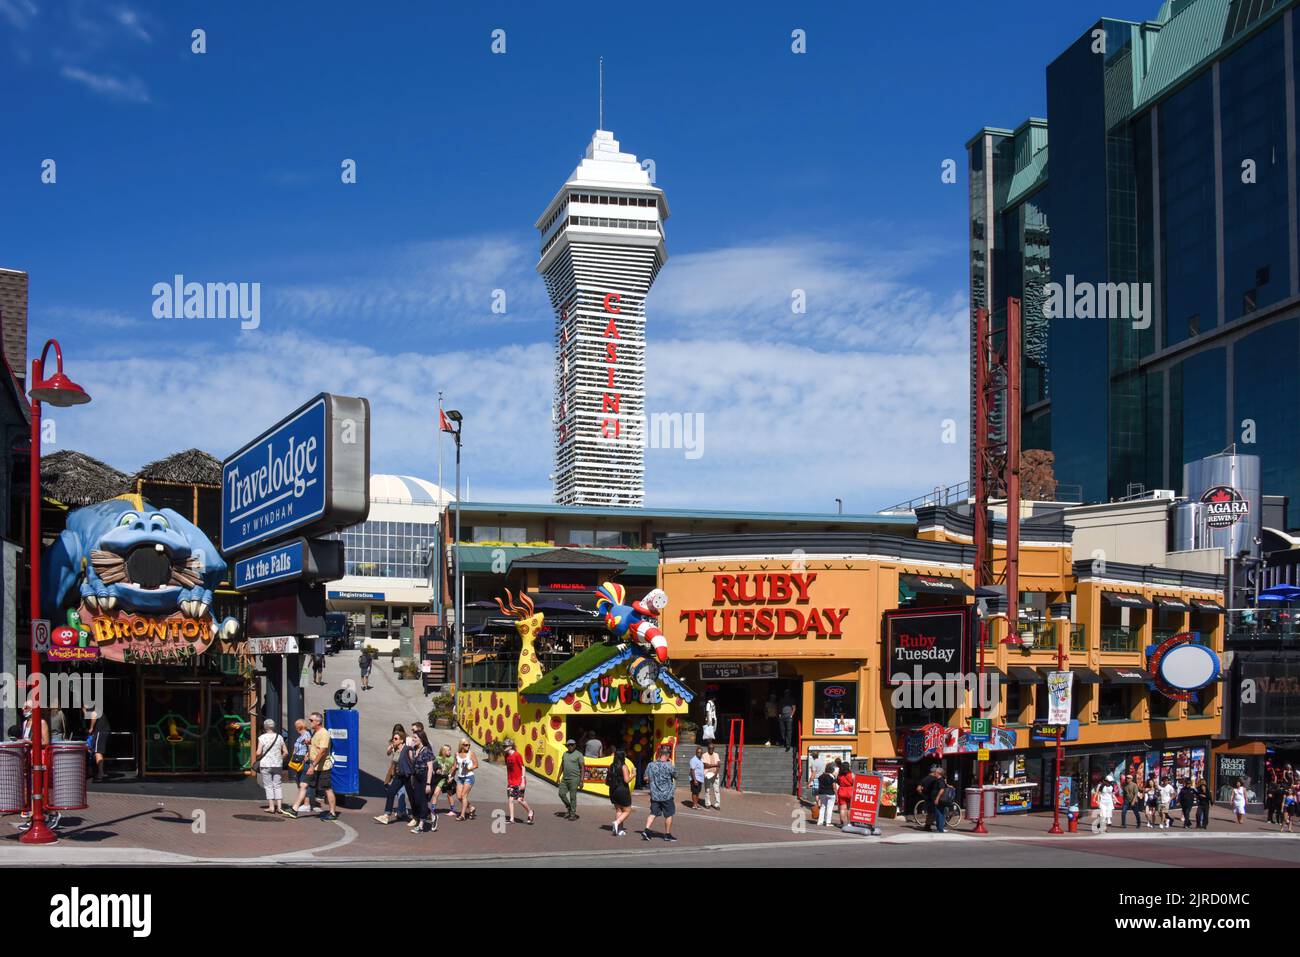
[1148,689,1178,720]
[1005,682,1025,724]
[812,681,858,736]
[1099,686,1131,721]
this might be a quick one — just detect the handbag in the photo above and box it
[257,734,287,771]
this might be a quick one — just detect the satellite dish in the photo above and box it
[334,687,358,710]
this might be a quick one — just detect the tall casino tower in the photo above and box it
[535,128,668,506]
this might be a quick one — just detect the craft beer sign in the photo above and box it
[221,394,370,555]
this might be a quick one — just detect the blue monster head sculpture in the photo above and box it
[42,495,231,623]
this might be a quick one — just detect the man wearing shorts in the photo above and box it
[503,739,534,825]
[289,712,337,820]
[641,747,678,842]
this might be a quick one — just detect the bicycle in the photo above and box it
[909,798,963,829]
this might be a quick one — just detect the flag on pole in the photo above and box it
[439,407,455,433]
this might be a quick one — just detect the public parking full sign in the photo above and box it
[849,774,883,827]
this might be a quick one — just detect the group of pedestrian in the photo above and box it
[371,727,479,831]
[1265,765,1300,829]
[687,743,722,809]
[814,757,859,827]
[1091,773,1212,832]
[251,712,340,821]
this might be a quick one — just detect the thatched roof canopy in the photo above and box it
[40,450,129,506]
[130,448,222,487]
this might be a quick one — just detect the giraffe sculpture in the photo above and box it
[496,589,546,693]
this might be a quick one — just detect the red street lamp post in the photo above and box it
[973,614,989,834]
[1048,613,1067,835]
[21,339,91,846]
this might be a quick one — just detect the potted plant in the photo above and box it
[398,660,419,680]
[429,693,456,729]
[483,738,507,763]
[678,720,698,744]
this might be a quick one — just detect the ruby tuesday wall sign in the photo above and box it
[883,606,975,685]
[678,573,850,640]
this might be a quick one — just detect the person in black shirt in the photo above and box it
[925,768,950,833]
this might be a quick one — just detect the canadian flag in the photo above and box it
[438,408,455,433]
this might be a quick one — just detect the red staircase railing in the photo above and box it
[791,718,802,796]
[725,718,744,790]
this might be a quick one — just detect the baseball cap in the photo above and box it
[565,738,577,746]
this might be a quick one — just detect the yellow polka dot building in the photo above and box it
[456,591,692,796]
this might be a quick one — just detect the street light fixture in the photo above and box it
[444,410,464,694]
[23,339,91,846]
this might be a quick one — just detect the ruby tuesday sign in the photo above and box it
[678,573,849,641]
[883,606,974,685]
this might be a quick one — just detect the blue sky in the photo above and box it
[2,0,1160,511]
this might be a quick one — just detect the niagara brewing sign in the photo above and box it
[1200,485,1249,529]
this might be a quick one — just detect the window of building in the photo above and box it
[1099,686,1130,721]
[812,681,858,734]
[1005,682,1025,724]
[567,529,596,546]
[1149,689,1178,720]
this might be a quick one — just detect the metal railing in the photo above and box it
[1100,626,1139,653]
[1226,608,1300,642]
[879,480,970,514]
[1070,624,1087,653]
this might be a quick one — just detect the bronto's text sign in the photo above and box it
[221,393,370,555]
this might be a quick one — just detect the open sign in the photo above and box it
[822,685,847,697]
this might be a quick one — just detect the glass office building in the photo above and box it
[969,0,1300,528]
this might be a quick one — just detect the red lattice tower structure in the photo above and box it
[972,298,1020,609]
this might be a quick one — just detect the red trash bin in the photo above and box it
[0,741,31,813]
[46,742,88,811]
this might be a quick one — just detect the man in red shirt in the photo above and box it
[504,739,534,825]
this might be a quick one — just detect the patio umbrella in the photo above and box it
[1259,585,1300,602]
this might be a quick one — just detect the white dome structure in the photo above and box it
[326,473,451,653]
[369,473,455,507]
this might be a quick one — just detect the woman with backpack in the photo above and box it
[254,719,288,815]
[374,725,410,825]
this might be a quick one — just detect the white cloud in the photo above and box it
[0,0,36,29]
[271,237,548,330]
[112,6,151,43]
[652,238,966,352]
[60,65,150,103]
[40,232,969,510]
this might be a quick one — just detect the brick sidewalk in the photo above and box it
[0,786,853,862]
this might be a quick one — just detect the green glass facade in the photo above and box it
[970,0,1300,527]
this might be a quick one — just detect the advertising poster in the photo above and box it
[873,758,901,817]
[813,717,857,735]
[1046,670,1073,724]
[1057,776,1073,811]
[1146,750,1161,782]
[849,774,882,826]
